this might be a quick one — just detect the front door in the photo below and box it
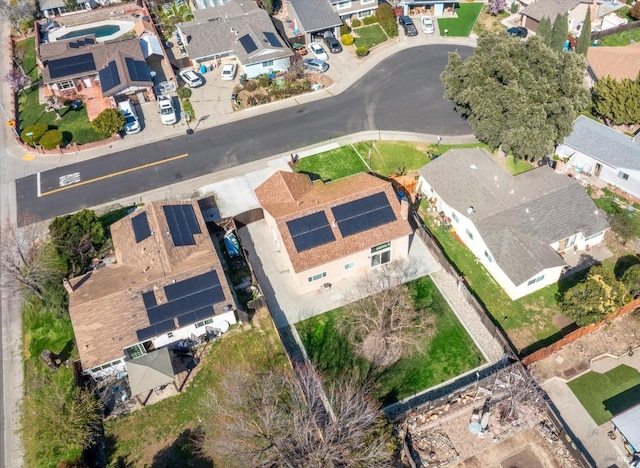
[595,163,602,177]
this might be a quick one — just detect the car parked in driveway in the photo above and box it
[398,16,418,36]
[421,16,435,34]
[507,26,528,38]
[118,100,141,135]
[302,58,329,73]
[158,95,177,125]
[221,63,237,81]
[323,32,342,53]
[179,70,203,88]
[308,42,329,60]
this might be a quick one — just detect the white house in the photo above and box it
[417,148,609,300]
[254,171,413,294]
[68,201,238,380]
[557,116,640,199]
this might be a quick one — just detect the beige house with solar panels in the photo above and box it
[67,201,237,380]
[255,171,413,295]
[417,148,609,300]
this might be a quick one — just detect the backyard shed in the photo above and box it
[611,403,640,452]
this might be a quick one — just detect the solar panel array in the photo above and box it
[163,205,201,246]
[264,32,282,48]
[136,270,225,341]
[125,57,152,82]
[332,192,397,238]
[239,34,258,53]
[286,211,335,252]
[48,52,96,79]
[98,61,121,93]
[132,212,152,243]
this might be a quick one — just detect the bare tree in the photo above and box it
[45,95,63,120]
[0,0,37,34]
[198,363,396,467]
[13,46,25,74]
[341,260,435,368]
[0,215,65,300]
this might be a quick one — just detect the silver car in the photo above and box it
[302,58,329,73]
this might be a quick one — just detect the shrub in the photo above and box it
[356,46,369,57]
[39,129,64,150]
[351,18,362,27]
[257,74,271,88]
[21,123,48,146]
[377,3,398,37]
[91,108,125,135]
[176,86,192,99]
[243,80,259,92]
[340,23,351,35]
[630,1,640,19]
[341,34,355,46]
[181,99,195,122]
[363,15,378,25]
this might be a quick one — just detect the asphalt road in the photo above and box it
[16,44,473,223]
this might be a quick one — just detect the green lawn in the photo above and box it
[294,146,368,181]
[352,141,430,175]
[353,24,388,49]
[600,27,640,46]
[428,142,493,158]
[438,2,484,37]
[296,276,484,404]
[568,365,640,425]
[505,154,534,175]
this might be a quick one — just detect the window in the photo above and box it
[344,261,356,270]
[370,242,391,267]
[466,228,474,240]
[336,0,351,9]
[618,171,629,180]
[307,272,327,283]
[58,80,75,90]
[262,60,274,67]
[195,318,214,328]
[167,332,174,338]
[527,274,545,286]
[585,232,602,241]
[361,0,375,4]
[124,344,146,360]
[357,9,372,17]
[484,250,493,263]
[451,212,459,223]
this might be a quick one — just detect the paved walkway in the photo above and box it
[590,348,640,374]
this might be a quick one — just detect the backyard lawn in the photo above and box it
[353,24,388,49]
[568,365,640,425]
[600,27,640,46]
[296,276,484,404]
[438,2,484,37]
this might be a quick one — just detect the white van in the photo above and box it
[118,100,141,135]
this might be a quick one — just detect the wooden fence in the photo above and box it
[521,297,640,366]
[591,20,640,41]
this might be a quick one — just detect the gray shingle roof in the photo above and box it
[563,115,640,171]
[180,1,292,64]
[521,0,586,22]
[287,0,342,32]
[419,149,609,286]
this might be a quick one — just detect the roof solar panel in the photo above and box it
[239,34,258,53]
[176,312,197,327]
[136,326,156,341]
[48,52,96,79]
[332,192,397,237]
[286,211,336,252]
[132,212,152,243]
[163,204,202,246]
[165,270,219,301]
[264,32,282,48]
[125,57,152,82]
[142,291,157,309]
[154,318,176,334]
[194,306,215,321]
[98,60,121,94]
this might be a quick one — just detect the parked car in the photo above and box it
[308,42,329,60]
[421,16,435,34]
[179,69,203,88]
[158,95,177,125]
[399,16,418,36]
[118,100,141,135]
[302,58,329,73]
[221,63,237,81]
[507,26,528,38]
[323,32,342,53]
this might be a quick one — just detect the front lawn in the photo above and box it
[568,365,640,425]
[438,2,484,37]
[353,24,388,49]
[352,141,430,175]
[600,27,640,46]
[296,276,484,404]
[294,145,369,181]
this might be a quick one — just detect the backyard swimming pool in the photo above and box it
[48,20,135,43]
[60,24,121,40]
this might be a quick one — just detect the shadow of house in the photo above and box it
[604,383,640,419]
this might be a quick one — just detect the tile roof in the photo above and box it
[563,115,640,170]
[180,1,292,64]
[40,36,153,92]
[418,149,609,286]
[68,201,235,370]
[521,0,587,22]
[255,171,413,273]
[287,0,342,32]
[587,43,640,81]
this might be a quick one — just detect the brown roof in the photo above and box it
[255,172,413,273]
[68,201,235,370]
[521,0,587,22]
[588,43,640,81]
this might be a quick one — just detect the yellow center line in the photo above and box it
[40,153,189,197]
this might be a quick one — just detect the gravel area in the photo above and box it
[430,269,505,363]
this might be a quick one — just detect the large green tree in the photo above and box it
[536,17,552,46]
[441,34,589,160]
[560,265,628,326]
[49,209,106,275]
[550,13,569,51]
[91,108,125,135]
[592,76,640,126]
[576,8,591,55]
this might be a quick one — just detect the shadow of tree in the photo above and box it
[614,254,640,280]
[151,427,214,468]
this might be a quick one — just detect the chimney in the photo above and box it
[400,199,409,221]
[63,278,74,294]
[591,0,598,22]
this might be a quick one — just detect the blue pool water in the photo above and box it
[60,24,121,40]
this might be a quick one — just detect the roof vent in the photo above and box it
[470,164,477,170]
[467,206,475,216]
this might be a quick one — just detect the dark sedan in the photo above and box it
[399,16,418,37]
[324,33,342,53]
[507,26,528,38]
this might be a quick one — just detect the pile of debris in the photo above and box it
[405,427,459,466]
[535,420,581,468]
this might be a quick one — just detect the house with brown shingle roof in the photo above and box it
[587,42,640,81]
[67,200,237,380]
[521,0,591,32]
[255,171,413,294]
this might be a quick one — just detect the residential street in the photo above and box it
[15,44,473,221]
